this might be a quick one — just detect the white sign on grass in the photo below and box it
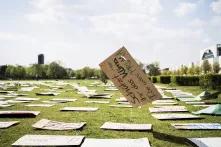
[32,119,86,130]
[152,113,201,120]
[12,135,85,146]
[61,107,98,112]
[0,121,19,129]
[101,122,152,131]
[81,138,151,147]
[171,123,221,130]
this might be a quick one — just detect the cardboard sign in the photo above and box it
[0,111,40,118]
[61,107,98,112]
[0,121,19,129]
[12,135,85,146]
[149,106,188,113]
[100,122,152,131]
[152,113,201,120]
[81,138,151,147]
[171,123,221,130]
[100,47,161,107]
[32,119,86,130]
[188,137,221,147]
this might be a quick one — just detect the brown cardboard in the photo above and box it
[100,47,161,107]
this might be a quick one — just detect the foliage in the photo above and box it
[180,65,188,75]
[146,62,161,76]
[159,76,171,84]
[151,76,157,83]
[46,62,68,79]
[173,76,199,86]
[194,64,201,75]
[199,74,221,90]
[0,65,7,79]
[187,62,195,75]
[202,60,212,74]
[213,61,220,74]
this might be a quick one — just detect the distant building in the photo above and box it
[38,54,44,64]
[200,44,221,65]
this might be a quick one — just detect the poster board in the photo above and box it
[100,47,161,107]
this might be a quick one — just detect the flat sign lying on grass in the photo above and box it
[12,135,85,146]
[0,121,19,129]
[149,106,188,113]
[32,119,86,130]
[85,100,110,104]
[0,104,13,108]
[152,113,201,120]
[152,100,178,105]
[15,97,40,101]
[188,137,221,147]
[52,98,77,102]
[100,47,161,107]
[109,105,133,108]
[100,122,152,131]
[81,138,150,147]
[25,104,54,107]
[171,123,221,130]
[0,111,40,118]
[61,107,98,112]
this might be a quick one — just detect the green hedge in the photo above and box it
[199,74,221,90]
[151,76,157,83]
[150,74,221,89]
[159,76,171,84]
[173,76,199,86]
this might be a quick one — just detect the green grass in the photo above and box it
[0,80,221,147]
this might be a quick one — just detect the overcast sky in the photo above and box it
[0,0,221,69]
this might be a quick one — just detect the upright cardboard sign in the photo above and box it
[100,47,161,107]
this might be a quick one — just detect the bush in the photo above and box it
[159,76,171,84]
[151,76,157,83]
[173,76,199,86]
[199,74,221,90]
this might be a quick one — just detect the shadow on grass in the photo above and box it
[152,131,198,147]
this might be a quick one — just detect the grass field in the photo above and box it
[1,80,221,147]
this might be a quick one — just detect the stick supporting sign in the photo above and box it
[99,47,161,107]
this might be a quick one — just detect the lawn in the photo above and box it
[1,80,221,147]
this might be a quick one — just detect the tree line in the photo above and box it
[1,59,219,80]
[0,62,107,81]
[145,60,220,76]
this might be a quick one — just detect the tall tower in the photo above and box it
[38,54,44,64]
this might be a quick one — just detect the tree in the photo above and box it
[202,60,212,74]
[188,62,195,75]
[194,64,201,75]
[0,65,7,79]
[213,61,220,74]
[27,64,47,79]
[47,62,68,79]
[15,66,26,79]
[146,62,161,76]
[180,65,188,75]
[5,65,16,79]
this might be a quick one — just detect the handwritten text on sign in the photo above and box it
[99,47,161,107]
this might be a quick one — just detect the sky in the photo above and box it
[0,0,221,70]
